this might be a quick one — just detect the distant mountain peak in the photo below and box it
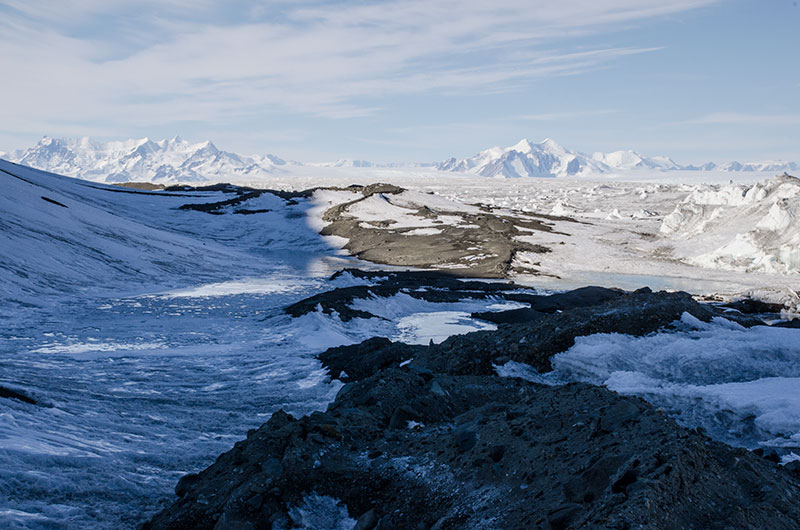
[7,136,285,184]
[437,138,798,178]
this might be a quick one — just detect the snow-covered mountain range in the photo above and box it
[437,138,799,178]
[3,136,797,182]
[3,136,290,184]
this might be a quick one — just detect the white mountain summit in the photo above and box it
[437,138,603,178]
[437,138,798,178]
[7,136,287,184]
[4,136,798,183]
[437,138,688,178]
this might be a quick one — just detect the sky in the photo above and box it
[0,0,798,164]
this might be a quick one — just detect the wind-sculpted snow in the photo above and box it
[0,160,319,313]
[661,174,800,274]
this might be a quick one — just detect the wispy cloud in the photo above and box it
[512,109,620,121]
[0,0,718,142]
[683,112,800,126]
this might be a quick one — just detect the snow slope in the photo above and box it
[0,159,327,310]
[0,160,529,529]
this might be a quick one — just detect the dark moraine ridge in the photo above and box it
[151,181,573,278]
[144,276,800,530]
[317,184,573,278]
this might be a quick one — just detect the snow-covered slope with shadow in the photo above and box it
[0,161,535,529]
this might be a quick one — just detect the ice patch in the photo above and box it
[155,277,315,298]
[404,227,443,236]
[548,314,800,449]
[32,341,167,355]
[395,311,496,345]
[494,360,554,385]
[284,494,356,530]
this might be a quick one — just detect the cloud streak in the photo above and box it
[684,112,800,126]
[0,0,719,144]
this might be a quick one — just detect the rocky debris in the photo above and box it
[313,284,719,377]
[319,337,419,383]
[470,285,631,324]
[41,195,69,208]
[162,180,572,279]
[0,385,36,405]
[176,184,312,214]
[285,269,524,321]
[718,298,789,316]
[111,182,168,191]
[318,184,573,278]
[285,269,642,324]
[145,283,800,530]
[145,374,800,530]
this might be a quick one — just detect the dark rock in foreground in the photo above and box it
[145,283,800,530]
[146,377,800,530]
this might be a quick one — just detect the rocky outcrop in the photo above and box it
[145,283,800,530]
[318,185,573,278]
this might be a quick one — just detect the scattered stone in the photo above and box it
[318,184,562,277]
[388,405,420,429]
[353,508,379,530]
[0,385,36,405]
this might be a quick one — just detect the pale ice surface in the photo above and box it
[539,313,800,451]
[0,161,357,528]
[661,175,800,274]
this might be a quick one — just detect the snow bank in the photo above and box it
[661,174,800,274]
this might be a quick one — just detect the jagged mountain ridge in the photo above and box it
[4,136,798,182]
[6,136,288,184]
[437,138,799,178]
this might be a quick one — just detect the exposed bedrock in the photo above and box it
[318,184,573,278]
[145,282,799,530]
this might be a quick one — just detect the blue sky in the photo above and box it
[0,0,797,164]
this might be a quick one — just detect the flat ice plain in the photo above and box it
[1,159,799,528]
